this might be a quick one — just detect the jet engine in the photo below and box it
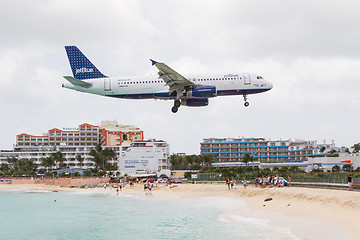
[186,86,216,98]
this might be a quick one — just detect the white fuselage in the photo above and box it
[62,72,272,100]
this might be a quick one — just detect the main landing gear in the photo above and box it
[243,94,249,107]
[171,100,181,113]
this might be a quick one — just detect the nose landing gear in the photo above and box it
[243,95,249,107]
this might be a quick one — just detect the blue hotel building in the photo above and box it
[200,138,338,162]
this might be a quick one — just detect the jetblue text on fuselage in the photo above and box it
[224,74,239,78]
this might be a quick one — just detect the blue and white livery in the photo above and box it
[62,46,273,113]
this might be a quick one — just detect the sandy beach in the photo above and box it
[1,183,359,240]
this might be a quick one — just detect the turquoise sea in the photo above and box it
[0,189,300,240]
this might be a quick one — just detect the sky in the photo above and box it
[1,0,360,154]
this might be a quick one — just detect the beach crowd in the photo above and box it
[225,175,291,190]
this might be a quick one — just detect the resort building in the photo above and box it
[0,121,143,170]
[202,137,360,172]
[201,137,344,162]
[16,121,143,147]
[0,145,121,170]
[118,139,171,177]
[0,121,171,177]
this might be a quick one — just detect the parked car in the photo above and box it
[274,177,288,186]
[157,178,169,183]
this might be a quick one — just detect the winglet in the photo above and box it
[150,59,157,66]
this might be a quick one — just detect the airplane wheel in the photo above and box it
[174,100,181,108]
[171,106,178,113]
[244,102,249,107]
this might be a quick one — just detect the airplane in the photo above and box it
[62,46,273,113]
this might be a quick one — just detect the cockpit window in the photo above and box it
[257,76,263,79]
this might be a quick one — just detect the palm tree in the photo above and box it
[89,144,103,169]
[202,154,214,170]
[342,164,352,173]
[185,155,195,170]
[332,165,340,173]
[272,166,280,173]
[6,156,18,169]
[89,144,116,172]
[242,153,254,166]
[75,154,85,168]
[0,163,10,172]
[352,143,360,153]
[41,157,55,173]
[289,166,299,173]
[279,166,289,173]
[50,151,65,169]
[101,148,116,171]
[170,154,181,170]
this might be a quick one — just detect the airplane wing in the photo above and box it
[150,59,196,98]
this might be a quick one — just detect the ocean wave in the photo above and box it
[218,213,301,240]
[25,190,52,193]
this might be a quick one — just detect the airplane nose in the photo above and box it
[268,81,273,89]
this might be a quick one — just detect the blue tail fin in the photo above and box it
[65,46,106,80]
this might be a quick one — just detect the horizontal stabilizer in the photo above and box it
[63,76,92,88]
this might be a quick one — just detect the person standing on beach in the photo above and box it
[116,188,119,196]
[226,178,230,190]
[242,178,247,189]
[288,176,291,187]
[348,175,352,191]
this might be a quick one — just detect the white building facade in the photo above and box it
[0,145,122,170]
[118,140,171,177]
